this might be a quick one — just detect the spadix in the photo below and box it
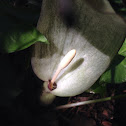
[48,49,76,90]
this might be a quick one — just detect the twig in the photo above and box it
[56,94,126,110]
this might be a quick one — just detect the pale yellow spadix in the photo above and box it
[59,49,76,69]
[51,49,76,85]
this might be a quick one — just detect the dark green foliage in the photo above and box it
[0,0,47,53]
[0,25,48,53]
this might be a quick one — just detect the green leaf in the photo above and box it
[99,55,126,84]
[87,81,107,96]
[0,25,48,53]
[118,39,126,57]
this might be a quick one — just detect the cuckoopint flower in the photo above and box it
[31,0,126,104]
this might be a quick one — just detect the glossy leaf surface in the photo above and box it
[0,25,48,53]
[118,39,126,57]
[99,56,126,84]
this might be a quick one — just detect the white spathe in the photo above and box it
[31,29,110,96]
[31,0,126,99]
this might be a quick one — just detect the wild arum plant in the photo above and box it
[31,0,126,106]
[0,0,126,108]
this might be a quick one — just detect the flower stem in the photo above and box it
[56,94,126,110]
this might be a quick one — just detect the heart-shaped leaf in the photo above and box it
[99,55,126,84]
[0,25,48,53]
[87,81,107,96]
[118,39,126,57]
